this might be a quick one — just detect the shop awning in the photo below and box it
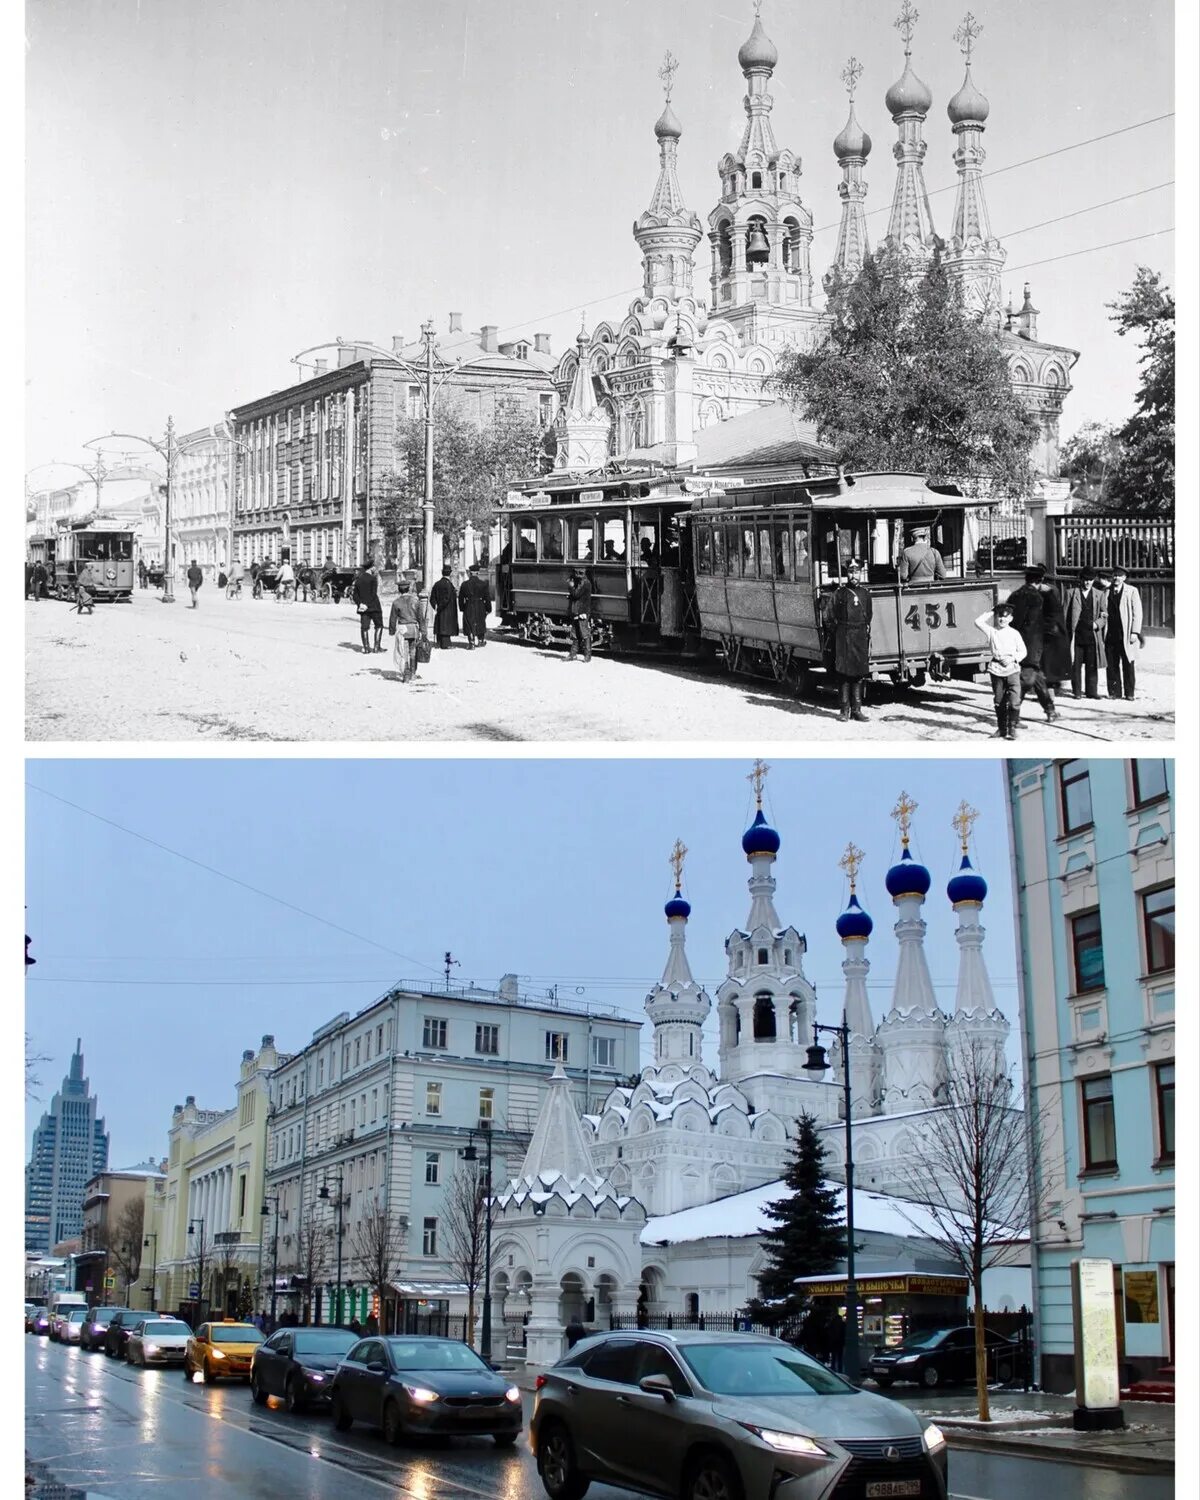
[794,1272,968,1298]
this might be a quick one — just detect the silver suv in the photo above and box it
[530,1329,948,1500]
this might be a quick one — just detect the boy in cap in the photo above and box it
[1006,565,1058,722]
[975,600,1027,739]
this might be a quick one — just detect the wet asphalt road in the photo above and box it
[26,1338,1174,1500]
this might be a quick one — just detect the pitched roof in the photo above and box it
[631,400,834,471]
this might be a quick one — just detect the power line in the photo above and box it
[1001,182,1173,242]
[1004,228,1174,274]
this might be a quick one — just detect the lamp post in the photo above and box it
[188,1218,206,1325]
[803,1017,861,1383]
[463,1121,495,1360]
[143,1233,158,1310]
[25,458,109,534]
[261,1196,282,1329]
[318,1172,348,1326]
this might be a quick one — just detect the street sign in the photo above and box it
[104,1273,116,1290]
[188,1282,200,1299]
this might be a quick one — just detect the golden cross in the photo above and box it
[753,0,763,18]
[952,799,979,852]
[838,841,866,890]
[669,838,688,890]
[748,758,770,807]
[891,790,918,846]
[895,0,920,53]
[841,56,864,101]
[658,50,679,102]
[954,11,983,63]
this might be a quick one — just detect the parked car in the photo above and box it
[184,1322,265,1384]
[531,1330,948,1500]
[80,1307,130,1352]
[106,1308,156,1360]
[30,1308,51,1336]
[127,1318,192,1366]
[60,1308,90,1345]
[251,1326,359,1412]
[869,1325,1018,1389]
[329,1335,522,1447]
[50,1304,87,1342]
[25,1304,43,1332]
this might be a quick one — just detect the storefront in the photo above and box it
[795,1271,969,1355]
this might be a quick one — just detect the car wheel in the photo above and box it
[874,1376,894,1388]
[538,1422,589,1500]
[996,1361,1014,1384]
[285,1375,305,1414]
[921,1365,941,1389]
[331,1392,353,1432]
[251,1373,267,1406]
[686,1453,744,1500]
[493,1431,519,1447]
[382,1399,404,1446]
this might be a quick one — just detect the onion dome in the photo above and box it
[742,808,781,856]
[885,845,932,897]
[738,13,778,72]
[947,66,989,125]
[654,100,683,140]
[947,853,988,906]
[885,57,933,118]
[665,889,692,919]
[833,102,872,161]
[836,893,874,940]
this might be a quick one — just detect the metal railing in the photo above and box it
[1051,515,1174,573]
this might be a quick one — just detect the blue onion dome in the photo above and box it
[947,853,988,905]
[742,808,781,856]
[885,845,932,897]
[947,66,989,125]
[885,57,933,117]
[665,890,692,919]
[654,100,683,141]
[738,13,778,72]
[836,892,874,939]
[833,102,872,161]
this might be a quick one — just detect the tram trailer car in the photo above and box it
[35,516,136,602]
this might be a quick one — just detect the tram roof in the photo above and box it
[701,471,1001,511]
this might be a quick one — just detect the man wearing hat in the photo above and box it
[458,561,491,648]
[1063,568,1106,699]
[351,560,384,652]
[429,563,459,649]
[1005,565,1058,722]
[1104,564,1144,699]
[975,601,1027,738]
[823,558,873,722]
[898,525,946,583]
[566,568,593,661]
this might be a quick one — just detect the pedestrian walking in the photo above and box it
[74,563,96,615]
[429,563,459,648]
[823,557,872,721]
[250,560,262,598]
[897,524,946,582]
[1038,573,1071,689]
[25,561,36,599]
[298,564,315,602]
[388,572,429,681]
[567,568,593,661]
[1104,565,1144,699]
[352,562,384,652]
[138,558,148,589]
[33,561,49,599]
[975,601,1027,738]
[1006,566,1058,722]
[458,561,490,647]
[1063,569,1106,699]
[565,1318,588,1350]
[186,559,203,608]
[828,1311,847,1373]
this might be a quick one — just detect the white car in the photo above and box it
[126,1318,193,1366]
[61,1308,89,1344]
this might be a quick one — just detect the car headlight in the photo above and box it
[504,1385,521,1403]
[738,1423,826,1457]
[896,1355,920,1365]
[403,1384,440,1404]
[304,1370,326,1383]
[211,1348,226,1360]
[923,1423,946,1453]
[144,1343,159,1356]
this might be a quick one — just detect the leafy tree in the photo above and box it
[1060,420,1124,510]
[746,1113,846,1325]
[1106,267,1174,513]
[775,249,1038,497]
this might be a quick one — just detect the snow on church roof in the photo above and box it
[641,1177,945,1246]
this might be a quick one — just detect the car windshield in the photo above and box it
[91,1310,121,1324]
[680,1343,856,1396]
[68,1310,88,1322]
[384,1339,489,1373]
[210,1325,263,1344]
[143,1321,184,1335]
[293,1330,358,1356]
[897,1330,951,1351]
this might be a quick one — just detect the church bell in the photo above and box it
[746,223,770,264]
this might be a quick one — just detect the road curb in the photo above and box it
[944,1431,1174,1475]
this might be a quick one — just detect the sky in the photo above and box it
[22,0,1177,485]
[24,756,1015,1167]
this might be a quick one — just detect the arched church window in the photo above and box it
[757,948,769,965]
[753,993,777,1041]
[718,222,733,278]
[751,172,762,189]
[784,949,792,965]
[685,1293,700,1319]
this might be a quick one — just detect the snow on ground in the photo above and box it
[25,592,1174,743]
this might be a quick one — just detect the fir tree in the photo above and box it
[1107,267,1174,514]
[746,1113,846,1324]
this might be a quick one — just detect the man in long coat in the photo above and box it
[1038,574,1071,687]
[1063,569,1106,699]
[1104,565,1144,699]
[1006,565,1058,722]
[352,562,383,653]
[429,564,459,648]
[823,557,872,722]
[458,562,490,648]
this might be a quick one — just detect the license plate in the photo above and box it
[866,1483,921,1498]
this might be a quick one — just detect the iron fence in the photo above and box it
[399,1308,471,1341]
[1051,515,1173,573]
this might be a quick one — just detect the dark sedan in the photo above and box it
[330,1336,522,1446]
[251,1327,359,1411]
[869,1325,1018,1388]
[30,1308,52,1336]
[105,1308,157,1360]
[80,1307,130,1353]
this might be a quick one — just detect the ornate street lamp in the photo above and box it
[318,1173,348,1326]
[187,1218,206,1325]
[143,1233,158,1311]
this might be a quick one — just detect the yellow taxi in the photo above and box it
[183,1320,265,1383]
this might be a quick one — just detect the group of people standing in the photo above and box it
[348,559,491,684]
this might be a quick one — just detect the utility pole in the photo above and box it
[261,1196,282,1328]
[421,319,436,592]
[143,1233,158,1310]
[162,416,176,602]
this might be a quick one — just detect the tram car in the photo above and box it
[34,515,136,602]
[495,468,1002,688]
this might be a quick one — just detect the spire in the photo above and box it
[741,760,782,930]
[736,1,781,161]
[518,1061,599,1184]
[647,839,712,1064]
[836,842,875,1038]
[554,319,612,472]
[827,56,873,288]
[944,13,1005,320]
[880,1,938,263]
[884,792,939,1016]
[947,801,997,1014]
[634,52,703,302]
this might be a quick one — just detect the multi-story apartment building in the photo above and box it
[25,1041,110,1254]
[264,977,640,1329]
[79,1162,165,1303]
[1007,758,1174,1391]
[173,422,234,582]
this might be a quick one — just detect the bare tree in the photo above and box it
[107,1200,145,1300]
[441,1163,488,1347]
[212,1235,243,1320]
[351,1201,405,1332]
[894,1042,1053,1421]
[183,1222,215,1322]
[286,1215,329,1324]
[26,1034,50,1099]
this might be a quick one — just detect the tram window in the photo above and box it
[723,523,742,576]
[757,525,774,577]
[792,524,810,582]
[739,525,757,577]
[773,520,792,580]
[696,525,713,575]
[661,517,681,566]
[567,517,595,562]
[516,523,537,559]
[538,516,565,561]
[634,523,660,568]
[711,524,726,574]
[601,517,627,561]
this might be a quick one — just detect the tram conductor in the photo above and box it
[824,557,872,722]
[898,525,946,583]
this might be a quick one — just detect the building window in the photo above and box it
[1142,886,1174,973]
[1131,759,1169,807]
[407,386,422,420]
[426,1081,442,1116]
[425,1151,440,1185]
[545,1032,568,1063]
[1081,1075,1117,1170]
[1153,1062,1174,1162]
[422,1217,438,1256]
[478,1087,494,1124]
[354,1039,360,1066]
[376,1024,384,1053]
[591,1035,616,1069]
[539,393,555,426]
[475,1023,499,1055]
[756,947,769,965]
[422,1017,448,1050]
[1071,910,1105,993]
[1059,761,1093,834]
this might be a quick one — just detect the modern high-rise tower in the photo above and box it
[25,1040,110,1254]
